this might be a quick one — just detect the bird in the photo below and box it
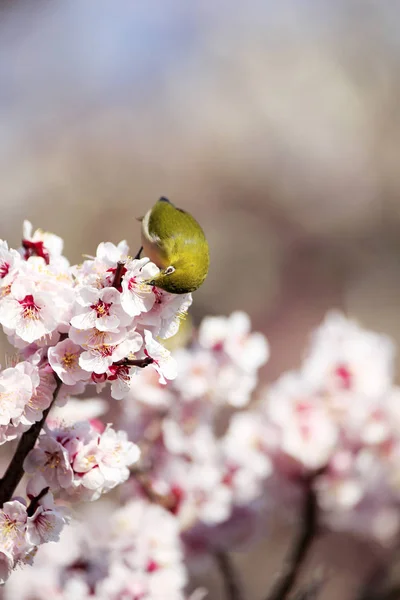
[139,197,209,294]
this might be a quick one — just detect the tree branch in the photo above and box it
[265,481,318,600]
[0,375,62,507]
[111,261,126,291]
[215,551,244,600]
[27,486,50,517]
[113,357,154,368]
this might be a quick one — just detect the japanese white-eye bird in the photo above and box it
[139,197,210,294]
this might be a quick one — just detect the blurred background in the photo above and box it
[1,0,400,597]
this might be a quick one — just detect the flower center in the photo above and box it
[0,261,9,279]
[44,451,61,469]
[22,239,50,264]
[91,300,112,318]
[108,365,130,381]
[98,344,116,358]
[18,294,40,320]
[62,351,78,369]
[334,364,352,390]
[1,515,19,536]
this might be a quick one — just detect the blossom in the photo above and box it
[24,434,74,490]
[0,364,33,428]
[0,500,28,552]
[71,286,131,332]
[70,328,142,374]
[21,220,66,267]
[265,372,338,471]
[15,363,55,428]
[107,364,135,400]
[72,240,129,289]
[0,240,21,284]
[199,311,270,372]
[0,547,14,585]
[26,422,140,502]
[221,412,273,505]
[301,311,395,398]
[143,329,177,384]
[120,257,160,316]
[0,280,59,343]
[75,426,140,498]
[138,289,192,339]
[26,492,66,546]
[48,339,90,385]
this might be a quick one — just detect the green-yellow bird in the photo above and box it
[140,197,210,294]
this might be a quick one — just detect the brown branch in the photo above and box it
[27,486,50,517]
[265,481,318,600]
[292,573,325,600]
[0,375,62,507]
[215,551,244,600]
[356,547,400,600]
[113,357,154,368]
[134,246,143,260]
[111,261,126,290]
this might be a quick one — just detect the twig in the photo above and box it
[113,357,154,368]
[134,246,143,260]
[356,547,400,600]
[111,261,126,290]
[215,551,244,600]
[265,480,318,600]
[0,375,62,507]
[358,580,400,600]
[292,573,325,600]
[27,486,50,517]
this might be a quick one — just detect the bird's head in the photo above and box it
[148,259,208,294]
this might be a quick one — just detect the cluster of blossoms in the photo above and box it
[3,498,206,600]
[113,309,400,565]
[119,311,271,558]
[0,222,192,584]
[261,311,400,540]
[5,221,400,598]
[224,311,400,542]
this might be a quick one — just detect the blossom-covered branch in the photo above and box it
[0,221,193,584]
[3,220,400,599]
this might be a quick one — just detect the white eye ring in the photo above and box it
[165,266,175,275]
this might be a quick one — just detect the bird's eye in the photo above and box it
[164,266,175,276]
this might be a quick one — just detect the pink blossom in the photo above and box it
[143,329,177,384]
[70,327,142,374]
[26,492,67,546]
[71,286,131,332]
[0,364,33,429]
[21,220,66,267]
[120,257,160,316]
[265,372,338,471]
[301,311,395,398]
[0,547,14,585]
[0,500,28,557]
[221,412,273,505]
[199,311,270,372]
[48,339,90,385]
[17,364,56,427]
[24,435,74,490]
[0,280,59,343]
[138,289,192,339]
[0,240,21,284]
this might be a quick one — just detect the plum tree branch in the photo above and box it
[265,480,318,600]
[215,551,244,600]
